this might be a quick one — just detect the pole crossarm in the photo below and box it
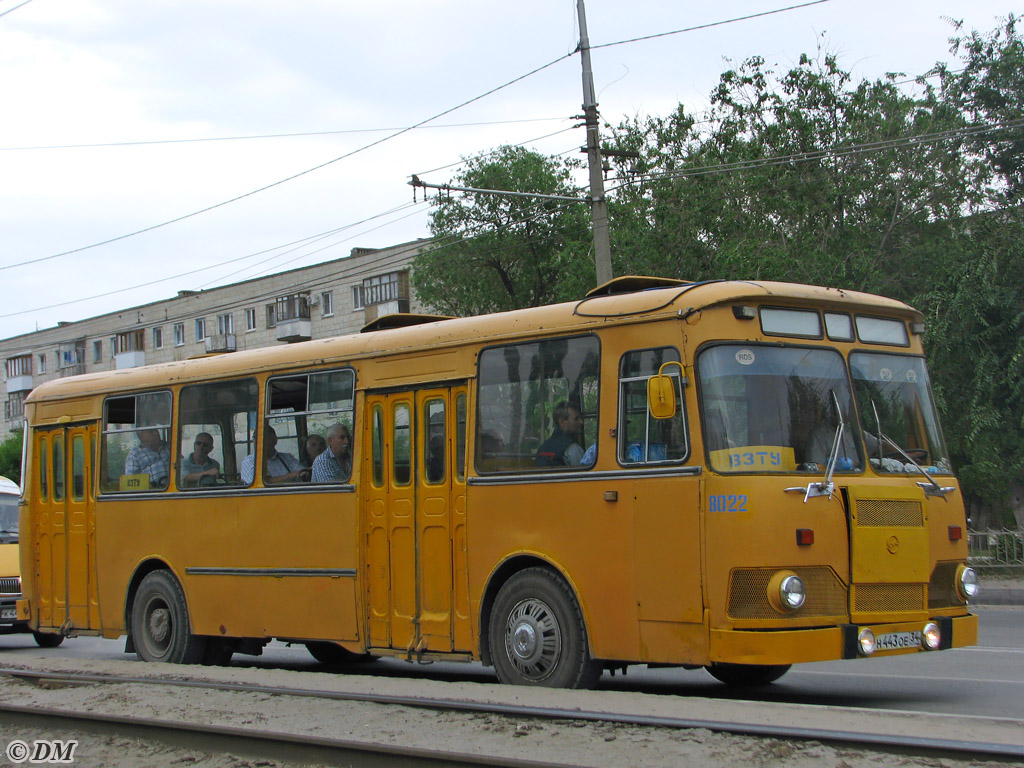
[409,175,589,203]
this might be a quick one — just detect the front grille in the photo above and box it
[728,567,847,619]
[856,499,924,527]
[853,583,925,612]
[0,577,20,596]
[928,561,964,608]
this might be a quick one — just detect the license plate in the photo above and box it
[876,630,922,651]
[0,608,16,620]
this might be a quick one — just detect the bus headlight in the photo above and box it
[767,571,806,612]
[923,622,941,650]
[956,565,979,602]
[858,628,876,656]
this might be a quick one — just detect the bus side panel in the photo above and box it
[95,492,361,642]
[467,480,640,662]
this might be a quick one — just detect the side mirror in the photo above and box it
[647,361,686,420]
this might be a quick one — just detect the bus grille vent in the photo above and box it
[928,561,964,608]
[728,567,846,619]
[855,499,924,527]
[0,577,20,595]
[853,583,924,613]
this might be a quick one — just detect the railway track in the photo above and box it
[0,668,1021,765]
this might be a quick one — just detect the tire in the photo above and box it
[706,662,791,686]
[131,570,207,664]
[488,567,601,689]
[32,631,63,648]
[305,641,374,666]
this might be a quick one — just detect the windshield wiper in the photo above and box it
[786,391,843,502]
[870,400,955,499]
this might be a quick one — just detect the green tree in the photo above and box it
[0,432,22,485]
[412,146,593,316]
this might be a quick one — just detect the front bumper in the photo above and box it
[710,612,978,665]
[0,595,27,633]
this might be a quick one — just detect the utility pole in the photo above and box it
[577,0,613,286]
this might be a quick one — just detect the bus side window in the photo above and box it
[101,392,172,493]
[53,435,65,501]
[618,347,689,465]
[38,435,49,502]
[178,378,258,488]
[476,335,600,472]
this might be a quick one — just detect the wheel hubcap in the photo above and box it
[145,603,171,650]
[504,598,561,681]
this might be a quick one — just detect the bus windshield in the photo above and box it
[699,345,862,473]
[0,495,18,539]
[850,351,953,475]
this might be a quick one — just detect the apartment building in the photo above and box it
[1,239,430,436]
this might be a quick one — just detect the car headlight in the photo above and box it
[858,628,876,656]
[923,622,941,650]
[767,571,806,612]
[956,565,979,602]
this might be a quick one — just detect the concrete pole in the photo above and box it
[577,0,614,286]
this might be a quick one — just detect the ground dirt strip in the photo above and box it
[0,656,1020,768]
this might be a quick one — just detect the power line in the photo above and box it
[0,0,35,20]
[591,0,834,52]
[0,117,573,153]
[0,51,576,275]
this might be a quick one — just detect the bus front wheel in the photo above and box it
[489,568,601,689]
[706,662,791,686]
[131,570,206,664]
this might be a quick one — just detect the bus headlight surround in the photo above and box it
[956,565,979,602]
[767,571,806,613]
[923,622,941,650]
[858,628,876,656]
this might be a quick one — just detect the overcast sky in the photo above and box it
[0,0,1018,339]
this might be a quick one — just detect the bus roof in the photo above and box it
[25,277,919,405]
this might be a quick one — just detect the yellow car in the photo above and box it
[0,476,62,647]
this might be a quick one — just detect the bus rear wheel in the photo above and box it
[32,631,63,648]
[489,568,600,689]
[131,570,206,664]
[706,662,791,686]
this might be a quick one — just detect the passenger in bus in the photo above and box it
[535,402,585,467]
[124,428,171,488]
[180,432,221,487]
[305,434,327,463]
[240,426,308,484]
[311,424,352,483]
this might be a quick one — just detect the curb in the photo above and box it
[976,585,1024,606]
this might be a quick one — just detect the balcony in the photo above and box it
[364,299,410,324]
[205,334,237,354]
[114,351,146,369]
[276,319,312,343]
[4,375,31,393]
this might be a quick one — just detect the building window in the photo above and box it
[115,330,145,354]
[244,308,256,332]
[4,391,26,421]
[362,271,404,306]
[93,341,102,363]
[38,354,47,374]
[173,323,185,347]
[266,305,277,328]
[109,337,117,359]
[195,318,207,341]
[321,291,334,317]
[351,285,364,311]
[217,313,234,335]
[5,355,31,378]
[152,327,163,349]
[275,294,309,322]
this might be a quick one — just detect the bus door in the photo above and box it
[364,385,469,655]
[32,423,98,632]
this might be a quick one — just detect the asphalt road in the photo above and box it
[1,605,1020,721]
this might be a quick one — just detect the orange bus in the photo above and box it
[18,276,978,686]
